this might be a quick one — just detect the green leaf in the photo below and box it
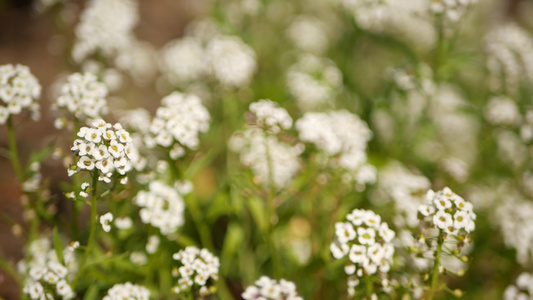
[206,189,230,222]
[184,149,216,179]
[82,284,99,300]
[247,196,267,234]
[220,222,244,275]
[52,227,64,264]
[28,139,56,165]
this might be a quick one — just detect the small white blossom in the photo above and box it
[103,282,150,300]
[100,212,113,232]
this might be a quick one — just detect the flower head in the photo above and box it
[242,276,303,300]
[172,247,219,297]
[69,119,136,183]
[0,64,41,123]
[418,187,476,237]
[103,282,150,300]
[331,209,395,293]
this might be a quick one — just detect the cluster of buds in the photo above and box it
[172,247,219,297]
[69,119,136,183]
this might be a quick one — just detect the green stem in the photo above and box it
[428,231,444,300]
[7,117,24,183]
[72,119,81,239]
[73,172,98,288]
[263,131,281,278]
[365,275,374,298]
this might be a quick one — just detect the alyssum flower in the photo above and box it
[103,282,150,300]
[331,209,395,296]
[69,119,137,183]
[242,276,303,300]
[418,187,476,238]
[172,246,219,297]
[0,63,41,124]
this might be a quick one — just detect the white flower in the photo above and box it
[349,244,367,264]
[102,282,150,300]
[335,222,356,244]
[206,35,257,88]
[133,181,185,236]
[433,210,453,230]
[146,235,160,254]
[357,227,376,246]
[242,276,302,300]
[172,247,219,296]
[100,212,113,232]
[330,242,349,259]
[70,119,135,183]
[115,216,133,230]
[0,64,41,122]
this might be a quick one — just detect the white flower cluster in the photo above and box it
[172,246,220,297]
[418,187,476,236]
[296,110,376,189]
[160,33,256,88]
[484,96,521,127]
[0,64,41,124]
[230,129,303,190]
[242,276,303,300]
[331,209,395,280]
[72,0,139,63]
[287,54,342,111]
[20,238,77,300]
[430,0,477,23]
[376,162,431,228]
[54,72,108,123]
[504,272,533,300]
[495,197,533,266]
[69,119,136,182]
[133,180,186,236]
[206,35,257,88]
[146,92,210,157]
[160,37,206,85]
[486,23,533,95]
[103,282,150,300]
[249,99,293,133]
[286,16,329,55]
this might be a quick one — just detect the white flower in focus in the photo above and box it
[418,187,477,238]
[172,247,219,297]
[69,119,135,182]
[331,208,395,292]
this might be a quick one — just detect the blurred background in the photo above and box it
[1,0,533,299]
